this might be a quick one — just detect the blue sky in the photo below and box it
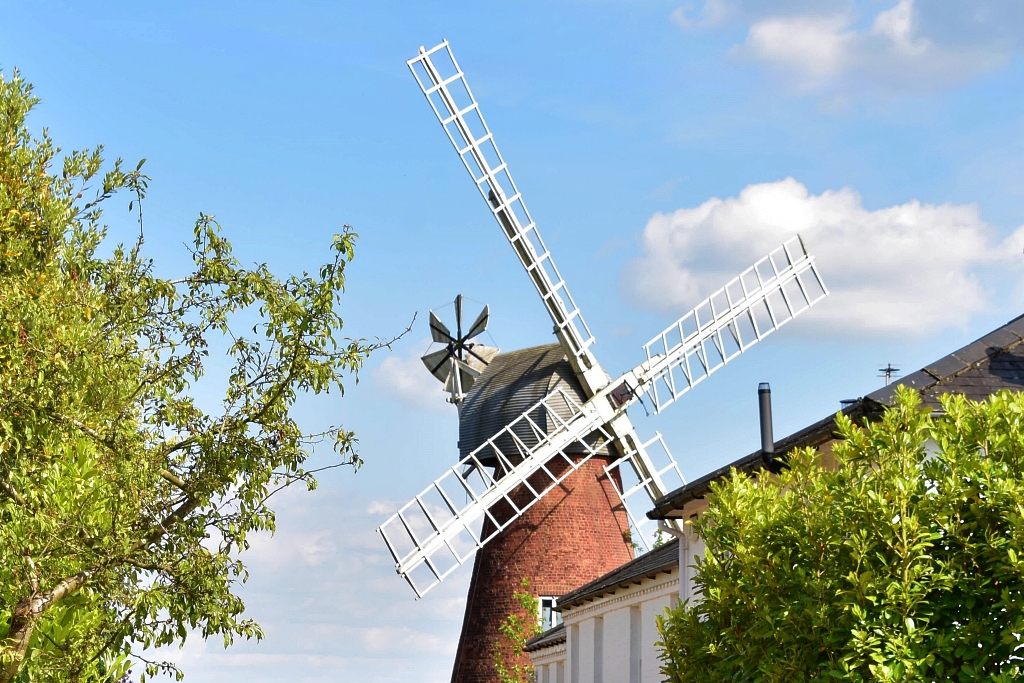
[2,1,1024,681]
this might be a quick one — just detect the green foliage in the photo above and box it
[658,386,1024,682]
[0,70,380,681]
[494,578,542,683]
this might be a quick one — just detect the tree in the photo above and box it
[0,70,388,681]
[494,579,542,683]
[658,386,1024,683]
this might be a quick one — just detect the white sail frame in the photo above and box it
[381,41,831,600]
[378,387,612,598]
[639,236,828,413]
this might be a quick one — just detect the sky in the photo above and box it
[2,0,1024,680]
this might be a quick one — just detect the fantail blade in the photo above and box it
[429,310,454,344]
[455,294,464,340]
[421,348,454,382]
[464,305,489,341]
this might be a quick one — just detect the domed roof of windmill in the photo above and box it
[458,344,606,464]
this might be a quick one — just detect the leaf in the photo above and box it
[658,388,1024,682]
[0,71,376,683]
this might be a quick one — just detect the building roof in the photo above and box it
[865,314,1024,408]
[648,312,1024,520]
[646,400,880,519]
[458,343,603,463]
[555,538,679,610]
[524,622,566,653]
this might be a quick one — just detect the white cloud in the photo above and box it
[142,485,471,683]
[671,0,732,29]
[741,14,855,85]
[366,499,399,516]
[680,0,1020,93]
[355,625,452,654]
[623,177,1024,336]
[372,337,453,412]
[245,529,336,568]
[871,0,929,56]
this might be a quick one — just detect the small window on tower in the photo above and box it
[539,597,562,632]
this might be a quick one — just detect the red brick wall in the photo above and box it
[450,455,633,683]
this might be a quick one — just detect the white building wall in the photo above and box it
[577,618,595,683]
[640,593,672,683]
[531,526,709,683]
[679,533,705,605]
[570,623,579,683]
[552,571,679,683]
[531,642,566,683]
[601,606,631,683]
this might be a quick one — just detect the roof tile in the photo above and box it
[865,370,937,404]
[952,340,1000,365]
[524,623,566,652]
[982,327,1023,350]
[557,539,679,609]
[924,355,969,380]
[1000,315,1024,340]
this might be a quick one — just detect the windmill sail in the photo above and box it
[378,387,614,598]
[387,39,831,599]
[635,236,828,414]
[589,238,827,550]
[407,42,603,393]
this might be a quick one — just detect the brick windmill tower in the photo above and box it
[377,41,830,683]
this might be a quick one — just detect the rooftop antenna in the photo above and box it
[377,40,831,598]
[879,363,900,386]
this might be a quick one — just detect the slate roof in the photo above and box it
[865,314,1024,408]
[648,312,1024,519]
[524,622,566,653]
[458,344,605,464]
[554,538,679,610]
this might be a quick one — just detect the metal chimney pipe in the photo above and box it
[758,383,774,457]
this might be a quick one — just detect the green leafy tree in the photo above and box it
[494,578,542,683]
[0,71,389,681]
[658,386,1024,683]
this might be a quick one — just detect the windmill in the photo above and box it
[421,294,500,404]
[378,40,829,682]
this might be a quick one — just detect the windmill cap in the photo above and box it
[457,343,605,464]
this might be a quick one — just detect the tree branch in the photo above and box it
[0,478,27,507]
[258,461,355,505]
[144,495,204,547]
[361,312,417,353]
[1,569,95,683]
[159,469,187,490]
[53,412,111,447]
